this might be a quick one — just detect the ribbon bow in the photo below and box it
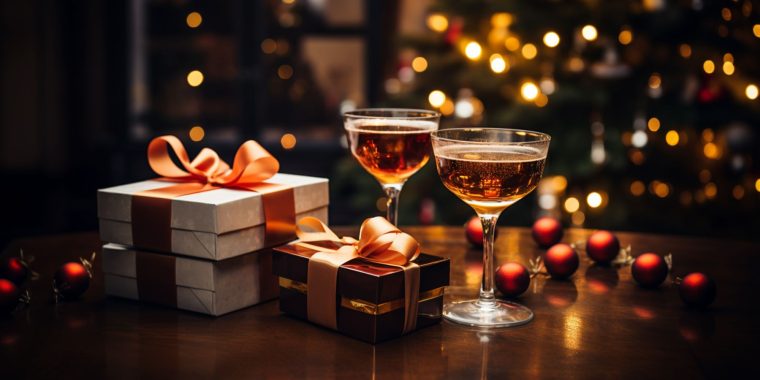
[295,217,421,333]
[147,135,279,185]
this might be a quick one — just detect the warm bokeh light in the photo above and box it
[427,13,449,32]
[703,60,715,74]
[581,25,598,41]
[699,169,711,184]
[520,82,540,101]
[702,128,714,142]
[722,61,735,75]
[412,57,428,73]
[540,78,556,95]
[630,181,646,196]
[534,94,549,107]
[586,192,602,208]
[631,131,648,148]
[543,32,560,47]
[755,178,760,192]
[564,197,580,213]
[747,84,759,100]
[722,8,732,21]
[505,36,520,51]
[186,12,202,28]
[189,126,205,142]
[618,29,633,45]
[278,65,293,79]
[732,185,745,200]
[571,211,585,225]
[280,133,297,150]
[491,13,512,28]
[440,98,455,116]
[187,70,204,87]
[703,142,720,159]
[647,117,660,132]
[489,54,507,73]
[464,41,482,60]
[261,38,277,54]
[521,43,537,59]
[648,73,661,89]
[665,130,679,146]
[652,182,670,198]
[754,24,760,38]
[679,44,692,58]
[704,182,717,199]
[428,90,446,108]
[723,53,734,62]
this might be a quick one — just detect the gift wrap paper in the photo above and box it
[102,244,278,316]
[97,173,328,260]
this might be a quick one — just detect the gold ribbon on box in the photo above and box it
[131,135,296,252]
[294,216,421,334]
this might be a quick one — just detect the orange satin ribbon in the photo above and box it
[295,217,421,333]
[147,135,279,185]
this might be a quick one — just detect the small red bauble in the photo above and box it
[54,262,91,300]
[586,231,620,265]
[0,279,21,314]
[495,263,530,298]
[0,257,28,285]
[631,253,669,288]
[544,244,579,279]
[679,272,717,308]
[531,217,563,248]
[465,216,498,247]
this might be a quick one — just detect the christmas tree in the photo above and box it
[335,0,759,238]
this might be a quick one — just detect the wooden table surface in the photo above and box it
[1,227,759,379]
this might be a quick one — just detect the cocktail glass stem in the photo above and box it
[382,184,403,226]
[478,213,500,309]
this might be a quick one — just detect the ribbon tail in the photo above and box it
[402,263,420,334]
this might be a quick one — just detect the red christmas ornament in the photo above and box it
[586,231,620,265]
[495,262,530,298]
[531,217,563,248]
[544,244,579,279]
[679,272,717,308]
[0,279,21,314]
[0,257,28,286]
[53,253,96,301]
[465,216,498,247]
[631,253,669,288]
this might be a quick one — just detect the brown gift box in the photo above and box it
[102,243,278,316]
[272,243,450,343]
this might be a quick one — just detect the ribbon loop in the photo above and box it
[146,135,279,186]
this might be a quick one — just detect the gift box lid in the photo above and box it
[97,173,328,235]
[272,243,450,306]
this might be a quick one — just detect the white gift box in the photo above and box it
[97,173,329,260]
[102,243,279,316]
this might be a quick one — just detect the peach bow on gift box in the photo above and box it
[294,216,422,333]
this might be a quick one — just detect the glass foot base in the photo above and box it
[443,299,534,328]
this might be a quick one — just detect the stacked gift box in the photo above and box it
[97,136,329,316]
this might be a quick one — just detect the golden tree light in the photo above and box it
[755,178,760,192]
[489,54,508,73]
[704,183,718,199]
[586,192,602,208]
[491,13,512,28]
[647,117,660,132]
[630,181,646,196]
[427,14,449,32]
[520,82,540,101]
[187,70,204,87]
[581,25,598,41]
[505,36,520,51]
[543,32,560,47]
[723,61,735,75]
[428,90,446,108]
[665,130,679,146]
[464,41,482,60]
[746,84,759,100]
[648,73,661,88]
[189,126,205,142]
[440,99,455,116]
[722,8,732,21]
[564,197,580,213]
[280,133,297,150]
[703,142,720,159]
[754,24,760,38]
[521,43,537,59]
[723,53,734,62]
[278,65,293,79]
[733,185,745,200]
[703,60,715,74]
[186,12,202,28]
[261,39,277,54]
[618,29,633,45]
[412,57,428,72]
[534,94,549,107]
[702,128,714,142]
